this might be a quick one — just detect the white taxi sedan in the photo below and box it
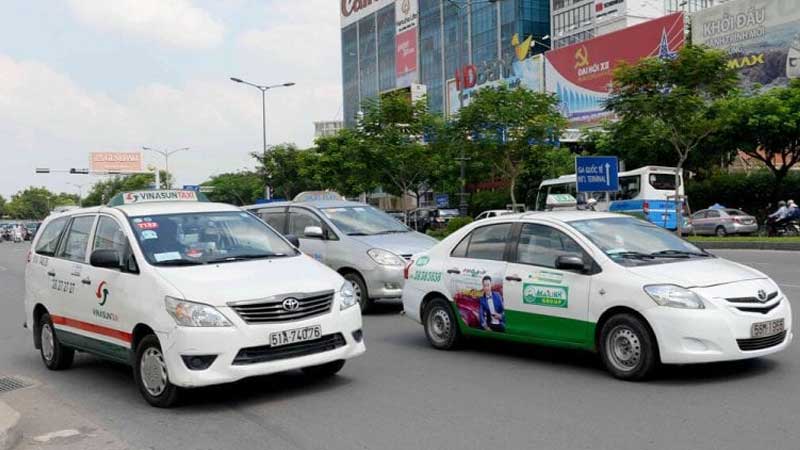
[402,211,792,380]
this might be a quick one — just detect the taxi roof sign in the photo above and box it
[108,190,209,206]
[293,191,343,202]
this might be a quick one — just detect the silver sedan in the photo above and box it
[690,208,758,236]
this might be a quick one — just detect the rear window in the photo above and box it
[725,209,745,216]
[648,173,677,190]
[34,217,69,256]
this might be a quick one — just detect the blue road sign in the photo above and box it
[575,156,619,192]
[435,194,450,208]
[182,185,201,192]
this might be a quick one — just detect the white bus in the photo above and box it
[535,166,686,230]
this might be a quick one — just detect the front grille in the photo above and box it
[726,291,778,303]
[735,300,781,315]
[232,333,346,365]
[229,290,334,324]
[737,330,787,351]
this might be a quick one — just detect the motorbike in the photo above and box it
[766,217,800,237]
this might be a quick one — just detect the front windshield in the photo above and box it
[129,211,298,266]
[569,217,709,266]
[321,206,410,236]
[439,209,460,217]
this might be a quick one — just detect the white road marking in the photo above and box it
[34,429,81,442]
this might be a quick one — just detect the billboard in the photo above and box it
[395,0,419,87]
[446,34,546,116]
[594,0,626,25]
[90,152,142,172]
[544,12,685,126]
[691,0,800,88]
[340,0,393,28]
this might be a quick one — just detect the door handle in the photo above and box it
[81,277,92,285]
[47,270,56,277]
[446,269,461,274]
[505,275,522,282]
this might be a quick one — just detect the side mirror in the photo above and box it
[90,249,122,270]
[555,255,586,273]
[285,234,301,248]
[304,226,324,239]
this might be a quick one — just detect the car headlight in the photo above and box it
[339,282,358,310]
[644,285,705,309]
[367,248,405,266]
[165,296,233,327]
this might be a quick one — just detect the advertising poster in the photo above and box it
[544,12,685,126]
[395,0,419,87]
[691,0,800,88]
[340,0,393,28]
[594,0,626,25]
[90,152,142,172]
[446,34,545,117]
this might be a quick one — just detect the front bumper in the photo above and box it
[643,296,792,364]
[158,304,365,388]
[362,264,405,299]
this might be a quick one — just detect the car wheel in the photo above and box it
[599,314,658,381]
[423,297,462,350]
[39,313,74,370]
[302,360,345,379]
[343,272,372,314]
[134,335,181,408]
[715,226,727,237]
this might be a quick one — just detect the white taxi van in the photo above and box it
[402,211,792,380]
[25,190,365,407]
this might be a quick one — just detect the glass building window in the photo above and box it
[359,14,378,103]
[341,24,359,127]
[420,0,443,112]
[377,5,396,92]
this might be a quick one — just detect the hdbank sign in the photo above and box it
[544,12,684,126]
[691,0,800,88]
[341,0,392,28]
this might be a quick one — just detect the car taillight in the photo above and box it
[404,260,414,280]
[732,217,741,224]
[643,201,650,215]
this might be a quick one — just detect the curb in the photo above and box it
[692,241,800,251]
[0,401,21,450]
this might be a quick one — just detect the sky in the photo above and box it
[0,0,343,198]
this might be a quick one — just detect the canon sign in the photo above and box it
[341,0,391,27]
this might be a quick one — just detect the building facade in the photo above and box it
[314,121,345,138]
[341,0,550,126]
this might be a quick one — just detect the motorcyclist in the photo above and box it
[788,200,799,219]
[767,201,790,236]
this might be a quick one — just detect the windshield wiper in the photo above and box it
[153,259,203,266]
[373,230,408,235]
[206,253,286,264]
[347,232,372,236]
[608,251,656,260]
[651,250,711,258]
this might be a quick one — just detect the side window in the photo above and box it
[288,209,323,237]
[706,210,721,218]
[451,233,471,258]
[612,175,641,201]
[516,223,587,269]
[57,216,96,262]
[693,211,707,220]
[93,216,129,254]
[34,217,69,256]
[463,223,512,261]
[259,209,287,233]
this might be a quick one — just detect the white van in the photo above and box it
[25,190,365,407]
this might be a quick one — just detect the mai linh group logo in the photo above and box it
[96,281,110,306]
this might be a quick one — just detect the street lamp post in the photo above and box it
[446,0,504,216]
[142,146,189,189]
[68,182,84,206]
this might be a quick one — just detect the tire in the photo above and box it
[343,272,372,314]
[715,226,727,237]
[599,314,658,381]
[133,335,181,408]
[302,360,345,379]
[422,297,462,350]
[39,313,74,370]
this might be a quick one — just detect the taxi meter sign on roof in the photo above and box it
[293,191,344,202]
[107,190,209,206]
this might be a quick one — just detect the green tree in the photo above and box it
[5,187,78,220]
[606,45,739,232]
[252,144,320,201]
[0,195,6,218]
[202,171,263,206]
[81,171,169,207]
[356,92,444,210]
[716,79,800,202]
[455,84,567,207]
[305,129,378,198]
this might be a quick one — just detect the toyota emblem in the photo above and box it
[757,289,767,302]
[282,298,300,311]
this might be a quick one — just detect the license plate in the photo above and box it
[751,319,784,338]
[270,325,321,347]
